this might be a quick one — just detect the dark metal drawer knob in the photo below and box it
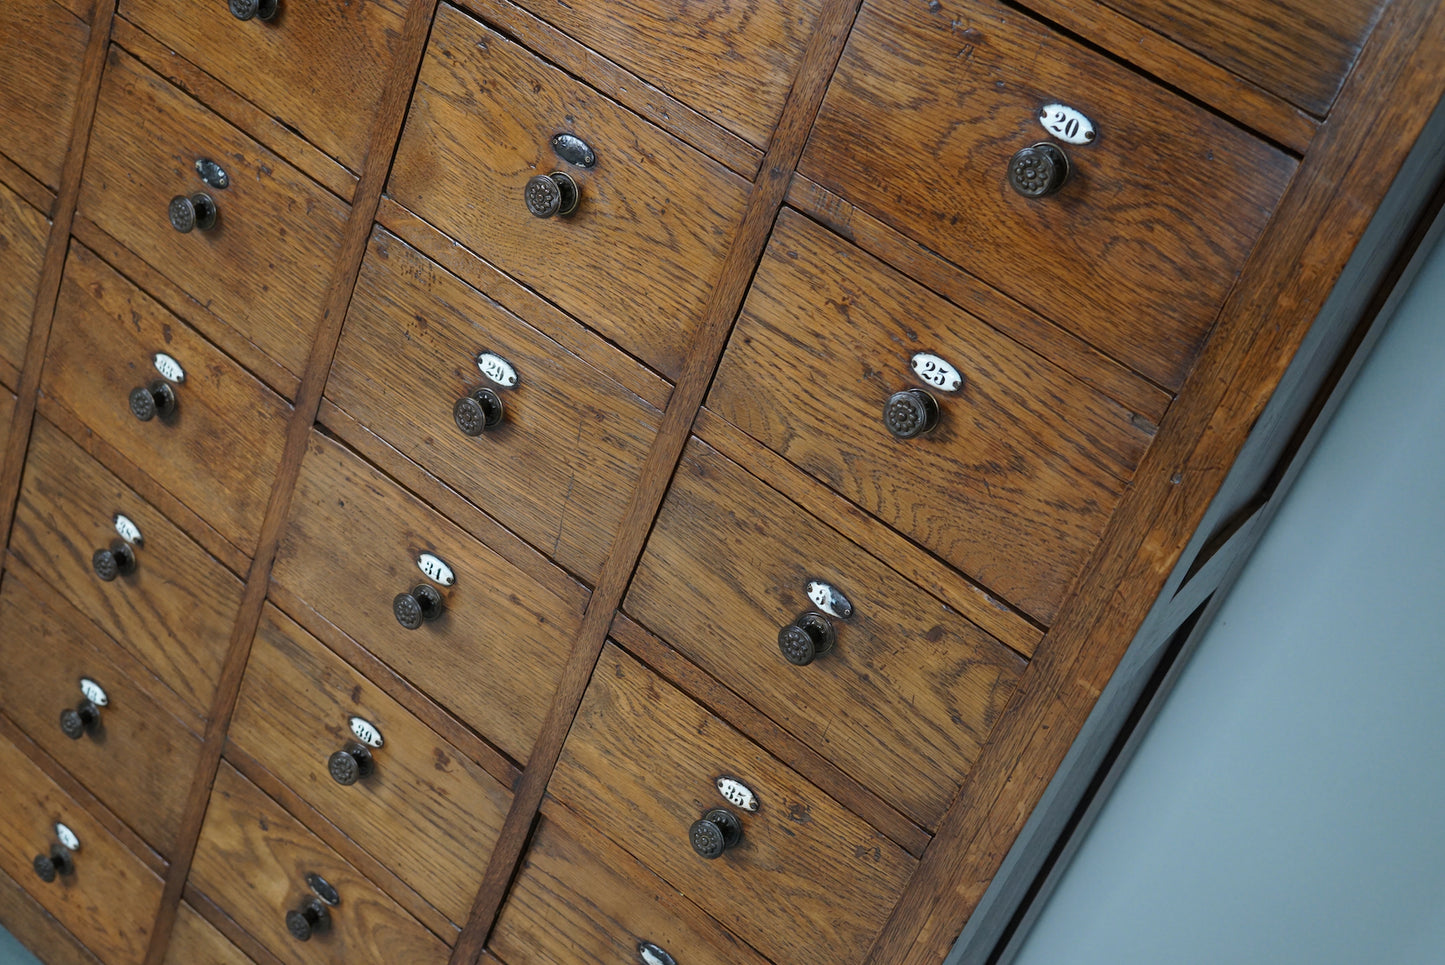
[129,380,177,422]
[778,611,837,666]
[327,742,375,786]
[285,895,331,941]
[393,584,443,630]
[168,193,218,233]
[92,540,137,582]
[229,0,278,21]
[884,388,940,439]
[689,807,742,860]
[453,387,504,436]
[59,699,102,740]
[33,845,74,883]
[1008,142,1070,198]
[525,171,580,218]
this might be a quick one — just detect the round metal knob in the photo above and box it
[884,388,940,439]
[229,0,278,21]
[168,193,218,233]
[59,699,102,740]
[393,584,443,630]
[92,540,137,582]
[453,387,504,436]
[285,895,331,941]
[129,380,177,422]
[327,742,375,786]
[688,807,742,860]
[777,611,837,666]
[33,846,74,883]
[524,171,580,218]
[1007,142,1070,198]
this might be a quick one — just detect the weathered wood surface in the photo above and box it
[0,181,50,385]
[0,0,89,190]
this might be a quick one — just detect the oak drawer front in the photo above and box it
[0,0,88,189]
[327,228,663,583]
[389,3,750,381]
[9,417,244,715]
[190,762,450,965]
[272,430,584,765]
[491,802,770,965]
[229,604,512,926]
[800,0,1295,392]
[0,179,49,381]
[0,867,103,965]
[77,46,351,379]
[627,437,1026,830]
[162,902,256,965]
[709,210,1154,624]
[549,643,917,965]
[45,243,292,556]
[118,0,406,172]
[0,569,204,859]
[0,733,164,965]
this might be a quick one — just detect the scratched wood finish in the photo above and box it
[489,800,771,965]
[0,733,165,964]
[119,0,407,173]
[627,436,1026,829]
[161,902,257,965]
[0,0,89,190]
[0,180,49,384]
[326,228,663,583]
[45,243,293,556]
[0,568,204,858]
[388,3,751,381]
[271,430,585,765]
[0,391,14,479]
[189,762,450,965]
[228,604,512,927]
[77,47,351,380]
[709,210,1154,623]
[8,418,244,715]
[0,869,102,965]
[548,643,917,965]
[801,0,1296,392]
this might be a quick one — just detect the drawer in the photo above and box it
[491,801,770,965]
[272,430,584,764]
[77,46,350,379]
[0,868,102,965]
[190,761,449,964]
[549,643,917,965]
[0,568,204,858]
[326,228,663,582]
[118,0,407,172]
[800,0,1296,392]
[229,603,512,926]
[627,437,1026,829]
[0,178,49,381]
[9,417,244,715]
[709,210,1154,623]
[0,0,88,189]
[0,731,165,965]
[162,902,255,965]
[389,3,750,381]
[45,242,292,556]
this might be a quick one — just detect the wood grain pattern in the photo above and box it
[627,437,1025,829]
[161,901,256,965]
[189,762,450,964]
[181,888,285,965]
[490,800,771,965]
[549,643,917,965]
[0,868,102,965]
[328,228,663,583]
[0,181,49,386]
[118,0,406,173]
[0,567,205,859]
[0,731,165,964]
[45,242,293,556]
[77,47,350,379]
[388,3,751,381]
[229,604,512,927]
[271,430,585,765]
[0,154,55,215]
[0,0,89,190]
[801,0,1296,391]
[709,209,1154,623]
[9,417,244,714]
[0,391,14,484]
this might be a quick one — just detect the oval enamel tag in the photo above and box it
[807,580,854,619]
[716,776,759,812]
[911,353,963,392]
[637,942,677,965]
[476,352,518,388]
[114,514,143,546]
[55,823,80,852]
[349,716,384,748]
[79,678,109,707]
[1038,103,1096,144]
[416,553,455,587]
[152,353,186,383]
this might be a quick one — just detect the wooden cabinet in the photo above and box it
[1,0,1442,963]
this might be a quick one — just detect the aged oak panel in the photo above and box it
[0,869,102,965]
[0,0,89,189]
[0,180,50,384]
[160,902,256,965]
